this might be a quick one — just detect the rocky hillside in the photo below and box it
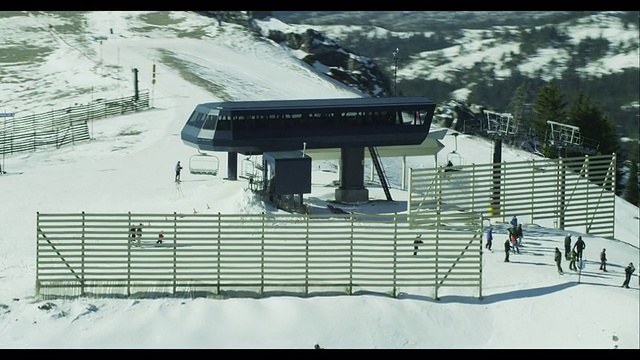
[269,11,639,141]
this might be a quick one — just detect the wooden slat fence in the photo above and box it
[408,154,616,237]
[36,211,483,300]
[0,90,149,156]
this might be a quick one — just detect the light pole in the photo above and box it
[392,48,399,96]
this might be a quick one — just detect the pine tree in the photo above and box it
[566,92,621,192]
[567,92,619,156]
[508,84,527,127]
[532,83,567,139]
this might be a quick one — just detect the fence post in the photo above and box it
[393,212,398,298]
[435,193,441,301]
[478,213,484,300]
[261,212,265,294]
[35,212,40,298]
[173,212,178,295]
[305,213,309,295]
[127,211,132,297]
[584,155,590,232]
[216,212,222,294]
[531,159,535,224]
[556,158,564,230]
[471,163,476,214]
[217,212,221,294]
[610,154,617,238]
[81,211,86,297]
[349,214,354,295]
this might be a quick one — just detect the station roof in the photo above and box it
[197,96,435,112]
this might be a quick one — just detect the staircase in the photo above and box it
[368,146,392,201]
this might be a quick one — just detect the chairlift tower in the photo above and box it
[545,120,599,155]
[484,110,517,137]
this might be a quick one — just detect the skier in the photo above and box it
[129,226,136,243]
[621,262,635,288]
[445,160,455,172]
[554,247,563,274]
[504,238,511,262]
[510,215,518,232]
[599,248,607,271]
[175,161,183,182]
[515,223,523,246]
[413,235,423,256]
[135,223,143,244]
[563,234,572,260]
[157,231,164,245]
[569,250,578,271]
[485,227,493,251]
[510,230,519,254]
[573,236,586,262]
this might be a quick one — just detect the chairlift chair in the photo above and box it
[189,150,219,176]
[240,156,262,180]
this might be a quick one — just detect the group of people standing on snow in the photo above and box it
[494,216,522,263]
[562,234,587,273]
[129,223,165,245]
[556,231,635,286]
[555,236,584,275]
[487,216,635,288]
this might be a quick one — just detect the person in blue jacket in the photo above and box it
[485,227,493,250]
[510,215,518,231]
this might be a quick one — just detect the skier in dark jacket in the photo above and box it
[175,161,183,182]
[129,226,136,243]
[135,223,143,245]
[413,235,423,256]
[504,238,511,262]
[599,248,607,271]
[573,236,585,262]
[515,224,523,245]
[554,247,563,274]
[622,262,635,288]
[563,234,572,260]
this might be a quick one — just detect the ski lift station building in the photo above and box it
[180,96,443,203]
